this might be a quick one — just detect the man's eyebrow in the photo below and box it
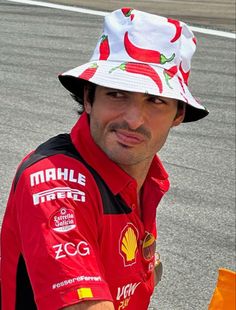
[145,94,176,102]
[103,87,124,92]
[104,88,170,101]
[144,93,161,99]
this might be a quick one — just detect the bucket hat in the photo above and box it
[59,8,209,122]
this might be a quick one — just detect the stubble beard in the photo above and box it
[90,119,159,167]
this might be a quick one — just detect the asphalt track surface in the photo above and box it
[0,0,235,309]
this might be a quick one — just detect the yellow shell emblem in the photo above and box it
[120,224,138,266]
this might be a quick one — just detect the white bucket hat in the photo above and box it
[59,8,209,122]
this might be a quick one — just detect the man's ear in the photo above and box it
[83,86,92,114]
[172,102,186,127]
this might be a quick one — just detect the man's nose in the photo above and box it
[123,99,145,130]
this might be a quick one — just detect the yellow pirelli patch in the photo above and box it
[77,287,93,299]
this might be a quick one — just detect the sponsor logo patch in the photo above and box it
[30,168,86,187]
[77,287,93,299]
[52,275,102,290]
[116,282,140,309]
[53,241,90,259]
[49,207,76,232]
[119,223,139,267]
[33,187,85,206]
[116,282,140,301]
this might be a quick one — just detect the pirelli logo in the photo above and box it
[32,187,85,206]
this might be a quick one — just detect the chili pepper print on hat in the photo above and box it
[59,7,209,122]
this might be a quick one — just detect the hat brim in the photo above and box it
[58,61,208,123]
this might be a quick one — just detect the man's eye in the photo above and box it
[148,96,166,104]
[107,91,125,98]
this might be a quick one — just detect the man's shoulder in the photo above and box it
[13,133,93,191]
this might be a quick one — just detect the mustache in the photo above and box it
[108,121,151,139]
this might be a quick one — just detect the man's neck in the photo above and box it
[119,159,152,192]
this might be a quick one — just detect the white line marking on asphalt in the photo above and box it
[7,0,107,16]
[7,0,236,39]
[190,26,235,39]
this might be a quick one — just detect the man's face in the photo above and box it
[84,86,184,169]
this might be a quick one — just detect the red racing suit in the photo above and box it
[1,112,170,309]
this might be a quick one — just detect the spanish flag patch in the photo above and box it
[77,287,93,299]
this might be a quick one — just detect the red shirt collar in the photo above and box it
[70,112,170,196]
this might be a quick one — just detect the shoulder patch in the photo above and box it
[14,134,131,215]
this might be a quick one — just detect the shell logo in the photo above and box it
[119,223,139,266]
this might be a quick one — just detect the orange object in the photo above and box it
[209,268,236,310]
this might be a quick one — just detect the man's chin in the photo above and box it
[106,151,144,167]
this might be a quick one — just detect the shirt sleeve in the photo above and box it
[14,154,113,309]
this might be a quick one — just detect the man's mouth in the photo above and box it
[114,130,145,146]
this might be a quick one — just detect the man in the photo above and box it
[1,8,208,310]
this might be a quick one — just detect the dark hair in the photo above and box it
[174,100,186,120]
[71,81,97,115]
[178,101,184,110]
